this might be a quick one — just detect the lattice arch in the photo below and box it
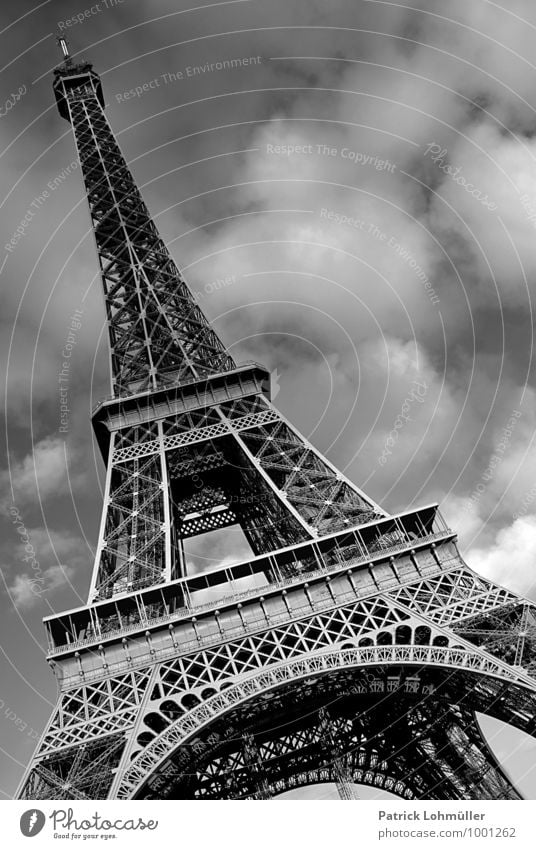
[111,642,536,798]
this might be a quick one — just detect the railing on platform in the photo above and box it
[47,519,456,659]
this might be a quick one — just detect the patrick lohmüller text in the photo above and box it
[379,810,485,821]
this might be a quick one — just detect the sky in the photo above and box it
[1,0,536,800]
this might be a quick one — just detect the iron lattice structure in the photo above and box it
[17,51,536,801]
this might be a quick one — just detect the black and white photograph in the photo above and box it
[2,0,536,842]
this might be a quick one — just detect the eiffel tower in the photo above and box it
[16,41,536,801]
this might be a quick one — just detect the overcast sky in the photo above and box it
[2,0,536,800]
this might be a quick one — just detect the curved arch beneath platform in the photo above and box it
[113,643,536,799]
[275,778,401,800]
[271,769,414,800]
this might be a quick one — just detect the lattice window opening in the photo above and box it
[244,457,373,532]
[114,422,159,451]
[241,421,354,489]
[105,457,163,510]
[101,515,165,565]
[95,540,166,600]
[239,419,305,456]
[220,395,270,421]
[116,547,165,588]
[163,407,222,437]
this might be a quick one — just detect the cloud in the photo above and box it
[0,436,79,512]
[8,565,69,610]
[468,515,536,598]
[426,121,536,305]
[1,525,88,610]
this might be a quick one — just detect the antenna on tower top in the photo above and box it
[56,34,72,66]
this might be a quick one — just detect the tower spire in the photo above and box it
[52,50,235,397]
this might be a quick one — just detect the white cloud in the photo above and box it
[427,122,536,304]
[8,565,69,609]
[0,436,82,512]
[1,525,89,610]
[439,493,486,544]
[468,515,536,598]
